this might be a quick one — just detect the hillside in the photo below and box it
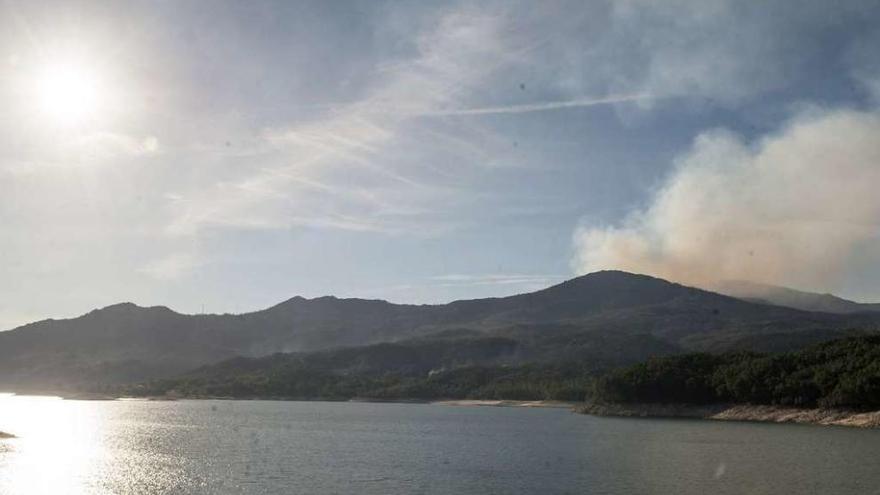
[127,331,676,401]
[1,271,878,392]
[590,335,880,409]
[128,335,880,404]
[715,280,880,314]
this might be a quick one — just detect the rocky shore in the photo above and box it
[577,402,880,428]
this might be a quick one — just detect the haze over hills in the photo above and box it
[1,271,878,393]
[714,280,880,314]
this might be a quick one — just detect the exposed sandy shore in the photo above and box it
[577,402,880,428]
[433,399,576,409]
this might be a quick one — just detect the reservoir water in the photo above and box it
[1,396,879,494]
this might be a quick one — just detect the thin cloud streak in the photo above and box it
[428,273,566,287]
[422,93,653,116]
[166,9,517,237]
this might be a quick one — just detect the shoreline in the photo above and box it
[7,391,880,428]
[432,399,575,409]
[141,396,576,409]
[577,402,880,428]
[0,431,14,439]
[5,392,576,410]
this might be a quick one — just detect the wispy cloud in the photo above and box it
[4,0,880,329]
[429,273,565,287]
[422,93,652,116]
[166,8,520,237]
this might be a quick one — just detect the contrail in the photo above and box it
[424,93,652,116]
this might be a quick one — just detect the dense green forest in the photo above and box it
[592,336,880,408]
[124,336,880,409]
[119,329,660,401]
[125,362,596,402]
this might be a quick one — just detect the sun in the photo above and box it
[35,62,102,126]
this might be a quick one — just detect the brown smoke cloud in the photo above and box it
[573,109,880,293]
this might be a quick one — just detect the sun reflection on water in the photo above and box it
[0,395,109,495]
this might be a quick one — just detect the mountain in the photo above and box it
[715,280,880,314]
[2,271,878,392]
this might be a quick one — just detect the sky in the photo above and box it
[1,0,879,329]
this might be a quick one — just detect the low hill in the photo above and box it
[591,335,880,409]
[128,333,880,404]
[715,280,880,314]
[1,271,878,392]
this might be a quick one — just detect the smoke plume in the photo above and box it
[574,109,880,293]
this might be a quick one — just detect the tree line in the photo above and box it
[592,336,880,408]
[124,336,880,409]
[123,362,596,402]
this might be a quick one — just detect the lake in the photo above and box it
[1,396,879,494]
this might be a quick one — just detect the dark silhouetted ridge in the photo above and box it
[1,270,878,392]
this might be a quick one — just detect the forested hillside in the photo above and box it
[125,336,880,409]
[592,336,880,408]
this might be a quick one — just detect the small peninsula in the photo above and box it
[578,402,880,428]
[578,336,880,428]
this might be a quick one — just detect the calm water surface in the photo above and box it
[1,395,879,494]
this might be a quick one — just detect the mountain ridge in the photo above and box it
[2,270,878,392]
[714,280,880,314]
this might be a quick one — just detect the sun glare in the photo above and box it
[35,63,101,126]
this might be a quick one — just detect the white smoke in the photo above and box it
[573,108,880,292]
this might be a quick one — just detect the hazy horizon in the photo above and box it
[2,0,880,329]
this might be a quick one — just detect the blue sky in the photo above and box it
[1,0,880,328]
